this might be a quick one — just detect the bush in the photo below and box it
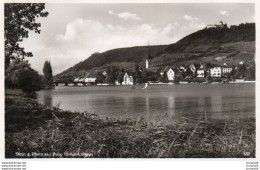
[5,59,41,93]
[15,69,41,93]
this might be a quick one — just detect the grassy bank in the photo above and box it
[5,90,255,158]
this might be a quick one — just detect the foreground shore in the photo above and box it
[5,90,255,158]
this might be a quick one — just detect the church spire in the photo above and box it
[146,41,151,69]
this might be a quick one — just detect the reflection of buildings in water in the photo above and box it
[123,96,132,111]
[43,90,53,107]
[204,96,212,114]
[221,97,233,114]
[145,95,150,118]
[211,95,223,115]
[174,97,199,115]
[167,95,175,117]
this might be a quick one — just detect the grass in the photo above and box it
[5,90,255,158]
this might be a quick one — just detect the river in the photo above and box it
[36,83,255,122]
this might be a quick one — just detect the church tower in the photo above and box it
[145,42,151,69]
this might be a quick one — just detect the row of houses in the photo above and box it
[115,62,238,85]
[73,61,244,85]
[162,62,235,80]
[74,72,96,84]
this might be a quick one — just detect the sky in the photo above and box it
[20,3,255,75]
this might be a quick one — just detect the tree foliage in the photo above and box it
[5,59,41,92]
[43,61,53,87]
[165,22,255,53]
[5,3,48,68]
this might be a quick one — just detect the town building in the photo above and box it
[74,77,80,82]
[81,72,96,84]
[222,67,232,74]
[122,72,134,85]
[102,71,107,76]
[79,77,85,82]
[197,70,205,78]
[115,80,121,85]
[146,59,150,69]
[85,77,96,83]
[167,68,175,81]
[179,66,186,72]
[146,43,151,69]
[239,61,244,65]
[189,64,196,74]
[210,67,221,77]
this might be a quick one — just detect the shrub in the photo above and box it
[5,59,41,92]
[15,68,41,93]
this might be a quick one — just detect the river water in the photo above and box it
[36,83,255,121]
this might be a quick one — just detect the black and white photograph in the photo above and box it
[3,1,256,162]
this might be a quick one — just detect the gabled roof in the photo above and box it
[124,72,134,77]
[222,63,232,68]
[222,65,233,68]
[189,64,196,69]
[162,66,172,72]
[146,67,158,72]
[161,66,181,73]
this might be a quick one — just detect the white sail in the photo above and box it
[142,83,148,89]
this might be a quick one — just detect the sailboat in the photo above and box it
[142,83,148,89]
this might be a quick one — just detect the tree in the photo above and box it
[135,64,142,84]
[43,61,53,88]
[162,71,168,83]
[15,68,41,93]
[5,59,31,88]
[95,72,106,84]
[117,69,125,84]
[105,66,118,85]
[5,59,41,92]
[5,3,48,69]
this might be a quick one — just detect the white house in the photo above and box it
[79,77,85,82]
[179,66,186,72]
[115,80,121,85]
[85,77,96,83]
[122,72,134,85]
[189,64,196,74]
[210,67,221,77]
[102,71,107,76]
[197,70,205,78]
[222,67,232,74]
[167,68,175,81]
[74,77,80,82]
[239,61,244,65]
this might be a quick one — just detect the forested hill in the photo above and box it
[55,22,255,80]
[55,45,168,79]
[164,22,255,54]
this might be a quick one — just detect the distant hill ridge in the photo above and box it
[164,22,255,53]
[55,22,255,81]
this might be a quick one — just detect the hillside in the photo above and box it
[55,45,167,80]
[55,23,255,81]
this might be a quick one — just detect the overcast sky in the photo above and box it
[20,3,255,75]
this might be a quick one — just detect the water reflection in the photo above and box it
[36,84,255,121]
[43,90,53,107]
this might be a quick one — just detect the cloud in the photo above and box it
[108,10,141,21]
[181,15,206,32]
[23,18,179,74]
[57,18,176,50]
[183,15,193,21]
[182,15,201,22]
[219,10,229,16]
[21,17,209,74]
